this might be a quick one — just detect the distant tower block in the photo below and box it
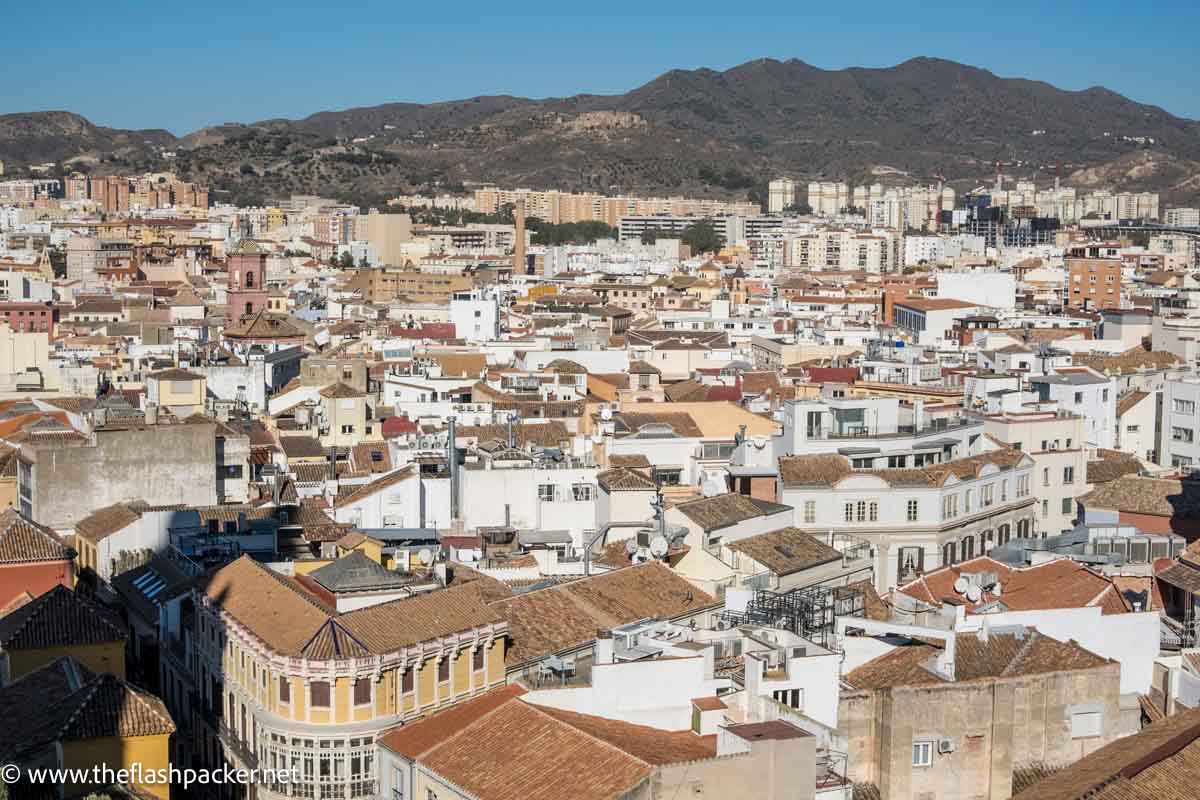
[513,199,527,273]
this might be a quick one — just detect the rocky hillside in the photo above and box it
[4,58,1200,206]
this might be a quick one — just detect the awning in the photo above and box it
[1158,563,1200,596]
[519,529,573,546]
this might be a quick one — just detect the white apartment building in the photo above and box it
[936,271,1017,312]
[1165,207,1200,228]
[768,178,797,214]
[892,298,981,347]
[1160,377,1200,469]
[806,181,850,217]
[778,448,1037,591]
[981,409,1087,536]
[1028,370,1118,451]
[785,228,900,273]
[904,236,945,266]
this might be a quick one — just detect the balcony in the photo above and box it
[820,414,977,441]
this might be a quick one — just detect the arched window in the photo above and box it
[998,524,1010,545]
[245,302,254,316]
[942,541,957,567]
[246,271,254,288]
[962,536,975,560]
[983,529,995,551]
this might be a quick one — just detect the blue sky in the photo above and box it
[4,0,1197,134]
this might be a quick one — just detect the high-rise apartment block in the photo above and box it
[768,178,797,213]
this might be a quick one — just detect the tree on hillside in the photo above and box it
[681,220,723,254]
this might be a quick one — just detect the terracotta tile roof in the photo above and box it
[844,629,1111,691]
[433,353,486,378]
[0,509,72,564]
[1117,390,1151,416]
[418,698,654,800]
[0,585,126,650]
[455,421,570,448]
[1012,705,1200,800]
[726,527,842,576]
[779,448,1028,489]
[898,556,1129,615]
[777,453,853,487]
[337,582,504,651]
[0,657,175,761]
[351,442,393,473]
[202,555,503,658]
[1087,450,1144,485]
[609,454,651,470]
[279,436,327,459]
[1080,475,1199,517]
[74,502,142,543]
[612,411,703,438]
[332,465,416,508]
[673,493,791,532]
[494,561,714,667]
[1074,348,1182,376]
[378,684,528,758]
[318,381,365,399]
[597,467,657,492]
[148,367,203,381]
[535,704,717,764]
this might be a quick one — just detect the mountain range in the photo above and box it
[3,57,1200,208]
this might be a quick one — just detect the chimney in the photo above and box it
[594,629,614,665]
[513,200,526,273]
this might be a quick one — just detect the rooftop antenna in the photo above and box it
[994,161,1003,195]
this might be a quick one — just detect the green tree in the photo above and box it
[681,220,724,254]
[640,227,659,245]
[338,251,355,269]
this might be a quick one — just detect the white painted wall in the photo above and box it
[956,607,1158,694]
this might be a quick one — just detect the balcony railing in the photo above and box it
[820,415,977,441]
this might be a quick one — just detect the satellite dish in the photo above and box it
[418,548,433,566]
[632,550,648,564]
[953,577,969,594]
[650,535,669,558]
[992,584,1003,598]
[600,406,613,421]
[625,538,640,555]
[967,585,982,603]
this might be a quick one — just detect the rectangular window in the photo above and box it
[310,681,330,708]
[869,501,878,522]
[402,669,414,694]
[982,485,994,506]
[538,484,556,502]
[354,678,371,706]
[804,501,816,525]
[1175,399,1196,414]
[1043,467,1050,487]
[844,503,854,523]
[1063,466,1075,484]
[473,647,485,671]
[279,677,290,704]
[913,741,934,767]
[438,659,450,683]
[856,500,867,522]
[964,489,973,514]
[1071,711,1103,739]
[1062,497,1074,515]
[1074,392,1083,404]
[907,499,918,522]
[571,484,594,502]
[1174,427,1194,443]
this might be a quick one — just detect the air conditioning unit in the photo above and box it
[937,738,955,754]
